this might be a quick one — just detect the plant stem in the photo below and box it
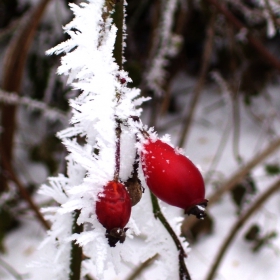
[0,145,50,230]
[112,0,124,70]
[177,11,215,148]
[114,121,121,181]
[204,0,280,71]
[0,257,25,280]
[110,0,124,181]
[0,0,52,192]
[69,210,83,280]
[150,192,191,280]
[208,136,280,207]
[125,254,159,280]
[205,178,280,280]
[183,136,280,233]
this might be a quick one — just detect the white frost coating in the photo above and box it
[145,0,182,96]
[257,0,280,38]
[36,0,189,279]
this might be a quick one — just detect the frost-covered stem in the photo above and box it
[150,192,191,280]
[264,0,278,29]
[69,210,83,280]
[0,88,67,123]
[205,178,280,280]
[112,0,124,181]
[112,0,124,69]
[114,121,121,181]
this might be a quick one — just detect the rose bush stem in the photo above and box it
[150,192,192,280]
[205,178,280,280]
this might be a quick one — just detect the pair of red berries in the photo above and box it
[96,138,207,246]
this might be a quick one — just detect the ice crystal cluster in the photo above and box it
[145,0,182,96]
[36,0,189,279]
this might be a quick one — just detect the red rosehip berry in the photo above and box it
[96,181,132,246]
[141,139,207,219]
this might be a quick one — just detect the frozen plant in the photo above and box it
[36,1,205,279]
[145,0,182,96]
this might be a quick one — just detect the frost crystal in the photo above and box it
[145,0,182,96]
[37,1,189,279]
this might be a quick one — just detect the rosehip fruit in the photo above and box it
[96,181,131,246]
[141,139,207,219]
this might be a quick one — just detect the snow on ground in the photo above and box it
[1,73,280,279]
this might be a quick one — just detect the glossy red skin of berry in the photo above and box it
[141,139,206,211]
[96,181,131,231]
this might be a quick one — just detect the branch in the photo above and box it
[205,178,280,280]
[114,121,121,181]
[0,257,26,280]
[177,12,215,147]
[112,0,124,70]
[208,136,280,206]
[183,136,280,233]
[150,192,191,280]
[204,0,280,71]
[0,88,67,123]
[0,145,50,230]
[125,254,159,280]
[0,0,53,191]
[2,0,52,90]
[69,210,83,280]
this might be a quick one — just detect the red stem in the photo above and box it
[114,121,121,181]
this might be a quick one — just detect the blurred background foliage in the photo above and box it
[0,0,280,273]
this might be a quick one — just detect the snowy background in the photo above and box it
[1,0,280,279]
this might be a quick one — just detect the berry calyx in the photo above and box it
[96,180,132,246]
[125,176,144,206]
[141,139,207,219]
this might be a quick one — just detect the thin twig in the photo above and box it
[204,109,231,185]
[0,145,50,230]
[1,0,51,162]
[150,192,191,280]
[208,136,280,207]
[112,0,124,70]
[0,257,26,280]
[204,0,280,71]
[205,178,280,280]
[125,254,159,280]
[69,210,83,280]
[114,121,121,181]
[264,0,279,31]
[183,136,280,232]
[0,0,53,191]
[204,71,238,184]
[178,12,215,147]
[0,88,68,123]
[232,92,242,164]
[160,0,188,116]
